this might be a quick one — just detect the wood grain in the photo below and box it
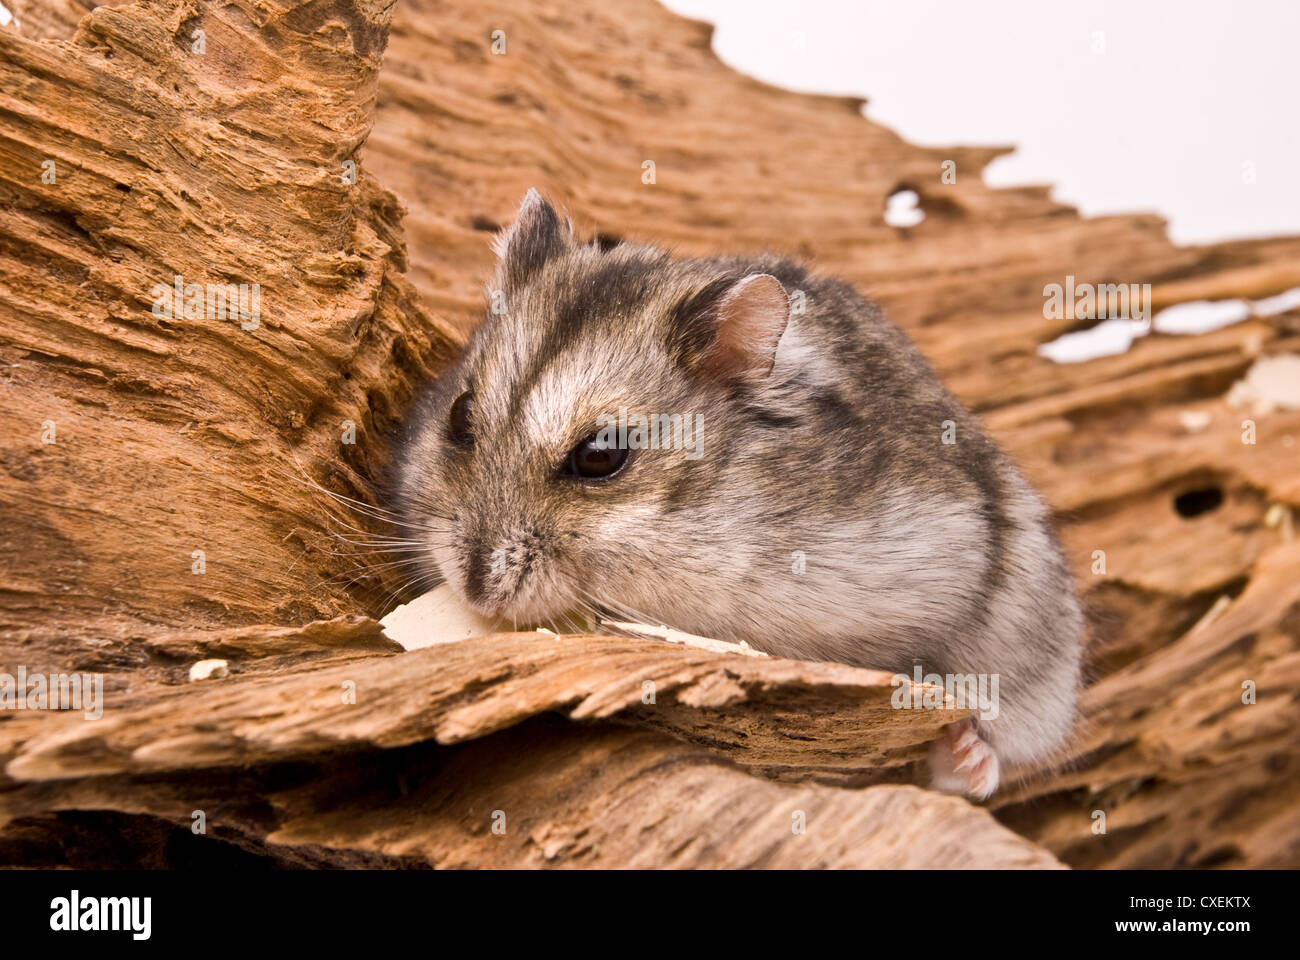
[1,0,1296,868]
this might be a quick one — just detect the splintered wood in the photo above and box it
[1,0,1298,868]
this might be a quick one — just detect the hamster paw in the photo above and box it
[928,718,1000,800]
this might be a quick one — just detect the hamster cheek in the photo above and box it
[592,501,664,535]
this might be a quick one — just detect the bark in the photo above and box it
[1,0,1298,868]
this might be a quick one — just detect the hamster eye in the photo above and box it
[448,391,474,447]
[562,432,630,481]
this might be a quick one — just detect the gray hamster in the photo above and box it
[395,190,1083,799]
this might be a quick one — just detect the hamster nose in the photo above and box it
[459,528,542,612]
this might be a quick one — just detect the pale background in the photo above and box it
[662,0,1300,246]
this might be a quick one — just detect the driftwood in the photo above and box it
[1,0,1297,868]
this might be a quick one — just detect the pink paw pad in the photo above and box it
[928,719,1000,800]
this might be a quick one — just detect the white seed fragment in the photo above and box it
[189,659,229,682]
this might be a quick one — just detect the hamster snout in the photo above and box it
[396,190,1084,800]
[447,515,578,623]
[457,523,545,615]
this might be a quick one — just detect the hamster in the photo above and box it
[394,189,1082,799]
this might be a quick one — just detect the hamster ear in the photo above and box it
[492,188,571,288]
[676,274,791,385]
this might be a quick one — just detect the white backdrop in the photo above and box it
[662,0,1300,246]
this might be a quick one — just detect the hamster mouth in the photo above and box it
[452,563,583,629]
[459,588,591,632]
[432,530,593,629]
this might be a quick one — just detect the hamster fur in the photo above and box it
[395,190,1083,799]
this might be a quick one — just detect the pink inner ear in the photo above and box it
[707,274,791,383]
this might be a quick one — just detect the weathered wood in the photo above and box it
[0,628,966,781]
[1,718,1062,869]
[0,0,461,647]
[2,0,1297,868]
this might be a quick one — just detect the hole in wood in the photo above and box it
[1173,486,1224,518]
[884,187,925,228]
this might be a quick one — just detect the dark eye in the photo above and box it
[562,432,630,481]
[448,391,474,447]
